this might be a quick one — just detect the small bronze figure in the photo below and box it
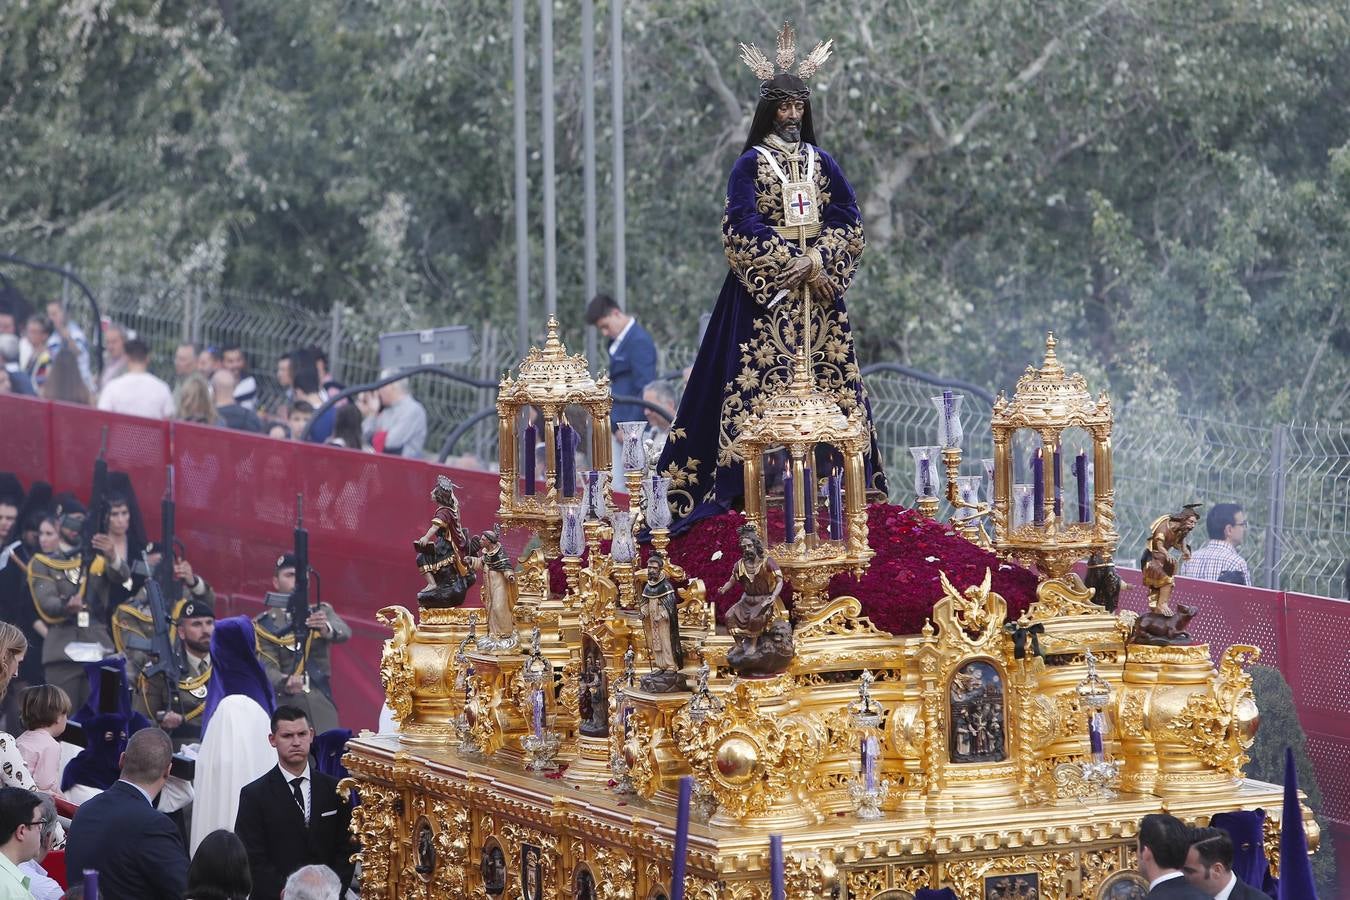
[718,524,794,676]
[578,641,609,737]
[469,530,518,652]
[1139,503,1201,615]
[1084,551,1122,612]
[413,476,476,607]
[638,554,686,693]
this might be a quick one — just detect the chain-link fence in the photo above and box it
[91,277,517,460]
[80,280,1348,599]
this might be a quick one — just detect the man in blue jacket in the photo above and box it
[586,294,656,431]
[65,727,188,900]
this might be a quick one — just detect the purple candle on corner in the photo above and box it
[1032,448,1045,526]
[862,734,878,791]
[523,423,536,495]
[783,470,796,544]
[1089,711,1105,762]
[672,776,693,900]
[1052,444,1063,519]
[532,688,545,739]
[769,834,785,900]
[84,870,99,900]
[803,466,814,537]
[561,425,577,498]
[1074,450,1089,523]
[828,469,843,540]
[919,453,932,497]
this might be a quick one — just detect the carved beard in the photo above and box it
[774,118,801,142]
[742,543,763,565]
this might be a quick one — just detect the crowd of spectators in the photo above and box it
[0,294,442,463]
[0,462,359,898]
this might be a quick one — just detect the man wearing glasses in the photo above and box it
[1180,503,1252,586]
[17,796,59,900]
[0,786,45,899]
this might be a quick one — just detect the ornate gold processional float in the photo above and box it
[341,319,1312,899]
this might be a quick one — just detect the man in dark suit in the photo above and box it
[1138,813,1210,898]
[65,727,188,900]
[235,705,356,900]
[586,294,657,428]
[1183,827,1267,899]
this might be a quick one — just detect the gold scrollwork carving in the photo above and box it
[1168,645,1261,776]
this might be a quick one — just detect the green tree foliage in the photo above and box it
[2,1,1348,423]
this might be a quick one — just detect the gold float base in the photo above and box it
[343,733,1296,900]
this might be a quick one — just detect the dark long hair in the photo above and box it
[187,829,253,900]
[741,97,818,154]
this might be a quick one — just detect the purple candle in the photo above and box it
[1032,448,1045,526]
[828,469,843,540]
[769,834,785,900]
[1089,711,1104,763]
[554,423,564,492]
[1074,450,1089,523]
[84,870,99,900]
[1052,445,1063,520]
[523,423,537,495]
[864,454,874,491]
[919,453,932,497]
[561,424,577,498]
[861,734,878,791]
[672,776,693,900]
[532,688,545,739]
[802,466,814,537]
[783,470,796,544]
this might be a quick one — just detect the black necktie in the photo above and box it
[290,776,306,821]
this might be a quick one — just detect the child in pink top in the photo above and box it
[15,683,71,797]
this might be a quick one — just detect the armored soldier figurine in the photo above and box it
[135,596,214,749]
[254,553,351,734]
[28,507,116,711]
[413,475,476,607]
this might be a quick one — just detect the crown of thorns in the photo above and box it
[738,21,834,101]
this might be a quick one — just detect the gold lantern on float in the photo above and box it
[730,307,873,623]
[497,316,613,555]
[990,333,1117,601]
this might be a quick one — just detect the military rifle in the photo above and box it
[156,465,179,602]
[76,426,110,628]
[288,493,315,691]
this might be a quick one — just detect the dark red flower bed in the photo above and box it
[547,504,1038,636]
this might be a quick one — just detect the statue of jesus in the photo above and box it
[656,22,888,531]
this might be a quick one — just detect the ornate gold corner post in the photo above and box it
[1091,415,1117,548]
[788,446,807,549]
[992,427,1010,542]
[843,447,867,562]
[743,451,767,544]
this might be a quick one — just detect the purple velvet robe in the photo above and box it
[656,140,888,530]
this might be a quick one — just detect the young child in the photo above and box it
[16,684,71,797]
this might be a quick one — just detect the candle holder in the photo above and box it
[990,333,1117,579]
[497,317,614,555]
[932,390,965,450]
[560,504,586,600]
[723,279,875,620]
[847,759,890,820]
[646,475,673,556]
[522,729,562,772]
[910,445,942,520]
[1053,649,1121,802]
[846,670,888,819]
[610,510,638,610]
